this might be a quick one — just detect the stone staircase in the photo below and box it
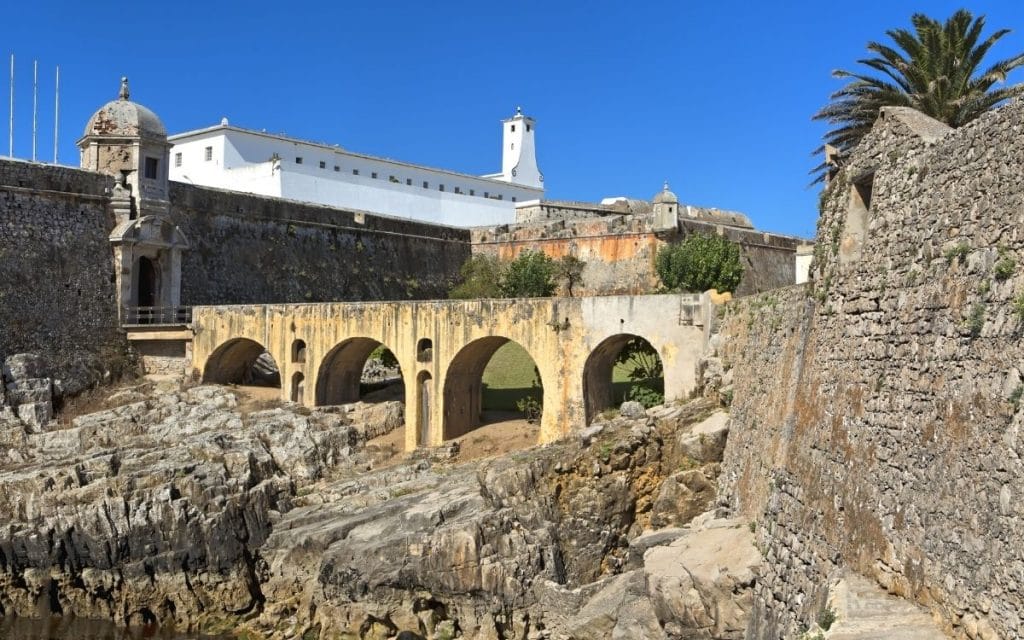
[827,572,947,640]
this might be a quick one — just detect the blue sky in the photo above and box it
[5,0,1024,237]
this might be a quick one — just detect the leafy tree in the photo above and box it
[449,254,504,299]
[556,255,586,297]
[813,9,1024,183]
[655,234,743,294]
[499,250,557,298]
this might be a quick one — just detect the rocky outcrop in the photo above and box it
[0,377,745,639]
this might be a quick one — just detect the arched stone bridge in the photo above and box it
[190,294,713,450]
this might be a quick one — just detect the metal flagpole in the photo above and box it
[8,54,13,157]
[53,65,59,164]
[32,59,37,161]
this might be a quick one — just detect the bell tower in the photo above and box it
[499,106,543,189]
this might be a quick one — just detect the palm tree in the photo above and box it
[812,9,1024,183]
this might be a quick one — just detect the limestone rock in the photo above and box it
[619,401,646,419]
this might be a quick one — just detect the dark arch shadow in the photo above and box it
[442,337,544,441]
[583,334,664,423]
[203,338,281,387]
[316,337,403,406]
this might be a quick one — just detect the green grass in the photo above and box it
[479,342,661,411]
[481,342,541,411]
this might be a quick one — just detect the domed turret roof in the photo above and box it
[653,181,678,204]
[82,77,166,140]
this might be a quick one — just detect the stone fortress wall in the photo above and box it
[714,100,1024,638]
[0,159,126,386]
[472,211,804,297]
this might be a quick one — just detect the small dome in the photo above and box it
[653,181,678,204]
[83,77,166,139]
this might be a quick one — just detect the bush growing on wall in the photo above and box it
[655,234,744,293]
[449,251,558,299]
[500,250,557,298]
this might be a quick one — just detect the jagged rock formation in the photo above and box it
[0,376,752,639]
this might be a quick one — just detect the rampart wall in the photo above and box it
[716,101,1024,638]
[0,159,127,388]
[472,214,802,297]
[168,183,470,305]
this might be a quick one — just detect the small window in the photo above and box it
[423,181,429,188]
[334,165,340,172]
[484,192,489,198]
[291,339,307,363]
[454,186,461,194]
[526,124,531,132]
[511,143,515,150]
[512,196,517,202]
[353,169,359,176]
[511,125,516,132]
[439,184,444,191]
[174,152,182,167]
[204,146,213,161]
[295,157,303,164]
[417,338,433,363]
[144,157,159,179]
[372,172,378,179]
[497,194,503,200]
[319,160,326,169]
[406,178,413,186]
[469,189,474,196]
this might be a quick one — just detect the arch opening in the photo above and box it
[135,256,158,309]
[583,334,664,424]
[316,338,404,406]
[416,371,432,446]
[203,338,281,388]
[291,339,307,363]
[442,338,543,443]
[291,372,305,404]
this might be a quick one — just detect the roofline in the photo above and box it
[168,123,544,192]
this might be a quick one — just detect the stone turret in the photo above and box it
[652,181,679,231]
[77,77,171,221]
[79,78,187,323]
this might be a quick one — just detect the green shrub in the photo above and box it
[655,234,744,293]
[368,344,398,368]
[627,383,664,408]
[944,242,970,265]
[966,303,985,338]
[449,254,504,299]
[515,395,543,423]
[500,250,557,297]
[995,250,1016,281]
[817,606,837,631]
[1014,293,1024,322]
[556,254,586,296]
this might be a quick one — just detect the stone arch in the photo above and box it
[416,371,433,446]
[203,338,281,387]
[442,337,544,440]
[583,334,664,423]
[291,339,307,363]
[316,337,403,406]
[291,372,305,404]
[135,255,159,308]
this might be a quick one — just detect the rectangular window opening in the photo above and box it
[319,160,326,169]
[353,169,359,176]
[295,157,303,164]
[372,172,378,179]
[204,146,213,161]
[423,181,429,188]
[144,157,159,179]
[174,152,182,167]
[334,165,340,172]
[406,178,413,185]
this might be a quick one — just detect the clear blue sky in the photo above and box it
[5,1,1024,237]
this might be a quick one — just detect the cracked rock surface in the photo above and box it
[0,381,752,639]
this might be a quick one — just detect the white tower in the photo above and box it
[499,106,543,189]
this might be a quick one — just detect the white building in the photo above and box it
[168,108,544,227]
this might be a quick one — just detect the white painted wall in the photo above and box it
[168,121,543,227]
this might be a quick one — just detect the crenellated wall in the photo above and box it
[717,100,1024,638]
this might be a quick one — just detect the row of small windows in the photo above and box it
[174,147,516,202]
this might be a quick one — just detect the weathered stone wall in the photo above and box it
[717,101,1024,639]
[0,159,129,388]
[472,214,802,297]
[169,183,470,304]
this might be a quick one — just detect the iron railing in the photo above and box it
[122,306,192,326]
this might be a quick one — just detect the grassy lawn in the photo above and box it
[480,341,662,410]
